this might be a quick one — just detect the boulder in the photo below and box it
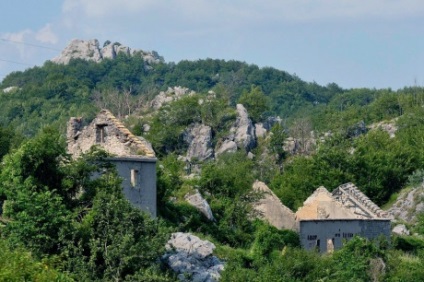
[252,180,296,230]
[185,190,215,221]
[184,124,214,162]
[215,140,237,156]
[163,232,224,282]
[392,224,410,236]
[254,123,267,138]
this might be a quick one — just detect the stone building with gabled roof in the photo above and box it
[296,184,391,253]
[67,109,157,217]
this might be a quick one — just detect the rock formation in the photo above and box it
[150,86,196,110]
[163,232,224,282]
[368,119,398,138]
[52,39,164,65]
[185,190,215,221]
[392,224,410,236]
[216,104,256,155]
[252,180,296,230]
[184,123,214,162]
[388,186,424,223]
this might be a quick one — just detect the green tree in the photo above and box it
[238,86,269,122]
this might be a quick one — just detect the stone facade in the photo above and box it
[299,219,391,253]
[296,184,391,253]
[67,110,157,217]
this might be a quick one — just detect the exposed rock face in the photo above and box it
[392,224,410,236]
[52,39,164,65]
[163,232,224,282]
[150,86,195,110]
[233,104,256,151]
[215,140,237,156]
[216,104,256,155]
[369,119,398,138]
[252,180,296,230]
[254,123,267,139]
[346,120,367,138]
[388,186,424,223]
[184,123,214,162]
[2,86,19,93]
[185,190,215,221]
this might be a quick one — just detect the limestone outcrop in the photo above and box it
[392,224,410,236]
[150,86,195,110]
[252,180,296,230]
[52,39,164,65]
[388,185,424,223]
[163,232,224,282]
[185,190,215,221]
[184,123,214,162]
[216,104,256,155]
[368,119,398,138]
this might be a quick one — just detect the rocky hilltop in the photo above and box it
[51,39,164,65]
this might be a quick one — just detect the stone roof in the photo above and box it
[252,180,296,230]
[67,109,155,158]
[99,109,155,157]
[295,186,358,220]
[332,183,390,219]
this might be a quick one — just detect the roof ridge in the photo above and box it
[101,109,155,157]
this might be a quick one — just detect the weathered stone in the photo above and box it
[184,123,214,162]
[388,186,424,223]
[150,86,195,110]
[215,140,237,156]
[232,104,256,151]
[369,119,398,138]
[52,39,102,64]
[254,123,267,138]
[392,224,410,236]
[215,104,256,155]
[52,39,164,66]
[67,109,155,158]
[163,232,224,282]
[252,180,296,230]
[185,190,215,221]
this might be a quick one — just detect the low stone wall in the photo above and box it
[299,219,391,253]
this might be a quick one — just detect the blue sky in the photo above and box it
[1,0,423,89]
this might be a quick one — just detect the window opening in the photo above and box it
[131,169,139,187]
[96,124,107,143]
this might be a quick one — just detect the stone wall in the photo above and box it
[67,110,154,158]
[110,157,157,217]
[299,219,391,253]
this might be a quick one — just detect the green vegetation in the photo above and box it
[2,54,424,280]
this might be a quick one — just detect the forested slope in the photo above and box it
[1,50,424,281]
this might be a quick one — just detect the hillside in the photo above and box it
[1,39,424,281]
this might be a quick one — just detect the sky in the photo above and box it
[0,0,423,90]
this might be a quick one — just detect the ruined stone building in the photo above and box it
[295,183,391,253]
[67,109,157,217]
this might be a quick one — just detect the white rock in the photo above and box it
[164,232,224,282]
[185,190,215,221]
[392,224,410,236]
[185,124,214,162]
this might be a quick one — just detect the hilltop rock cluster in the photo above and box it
[52,39,164,65]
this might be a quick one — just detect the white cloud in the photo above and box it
[35,24,58,44]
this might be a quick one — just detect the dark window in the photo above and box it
[96,125,107,143]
